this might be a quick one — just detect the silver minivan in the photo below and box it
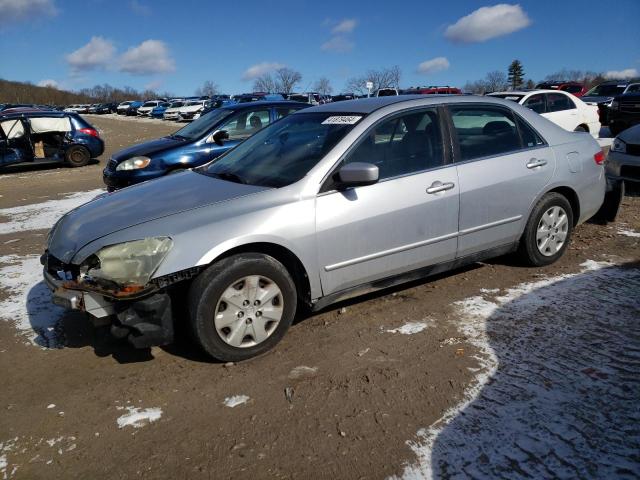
[44,95,606,361]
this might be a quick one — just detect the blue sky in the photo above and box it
[1,0,639,95]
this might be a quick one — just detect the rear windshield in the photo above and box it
[199,112,363,188]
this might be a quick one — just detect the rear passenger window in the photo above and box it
[524,94,546,114]
[546,93,575,112]
[516,116,546,148]
[449,106,521,161]
[343,108,444,180]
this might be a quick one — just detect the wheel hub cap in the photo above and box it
[536,206,569,257]
[214,275,284,348]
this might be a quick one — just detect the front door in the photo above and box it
[448,104,555,257]
[315,107,459,296]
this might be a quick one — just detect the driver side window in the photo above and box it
[220,110,270,141]
[342,108,444,181]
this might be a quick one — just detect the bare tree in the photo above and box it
[484,70,508,93]
[274,68,302,94]
[313,77,333,95]
[195,80,219,97]
[253,74,277,93]
[345,65,402,95]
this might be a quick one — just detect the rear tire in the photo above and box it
[65,145,90,167]
[188,253,297,362]
[518,193,574,266]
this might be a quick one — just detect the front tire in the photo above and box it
[188,253,297,361]
[65,145,90,167]
[518,193,574,266]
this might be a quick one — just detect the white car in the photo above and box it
[137,100,164,116]
[162,101,185,120]
[489,90,600,137]
[177,100,207,121]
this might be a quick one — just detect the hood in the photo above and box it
[180,105,203,113]
[581,95,613,105]
[618,123,640,143]
[48,170,270,263]
[112,136,185,161]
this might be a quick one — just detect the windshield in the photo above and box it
[142,102,156,107]
[585,84,626,97]
[171,108,232,140]
[198,112,363,188]
[169,101,183,108]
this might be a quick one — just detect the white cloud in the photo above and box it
[332,18,357,34]
[445,4,531,43]
[65,36,115,72]
[129,0,151,15]
[241,62,286,80]
[417,57,450,74]
[144,79,163,91]
[37,79,58,88]
[0,0,57,26]
[321,36,354,53]
[605,68,639,80]
[119,40,175,75]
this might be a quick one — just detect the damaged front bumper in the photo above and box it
[42,264,174,349]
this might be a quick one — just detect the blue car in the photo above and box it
[103,101,308,190]
[0,110,104,168]
[150,101,174,119]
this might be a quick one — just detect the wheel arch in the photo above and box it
[210,242,313,308]
[534,185,581,227]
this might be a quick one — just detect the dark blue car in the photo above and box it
[0,111,104,168]
[103,101,308,190]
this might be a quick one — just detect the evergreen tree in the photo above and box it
[508,60,525,90]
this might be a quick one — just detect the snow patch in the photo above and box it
[223,395,250,408]
[618,227,640,238]
[0,189,104,235]
[394,259,635,479]
[288,366,318,379]
[116,407,162,429]
[386,321,431,335]
[0,255,66,346]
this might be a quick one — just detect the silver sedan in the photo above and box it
[44,95,606,361]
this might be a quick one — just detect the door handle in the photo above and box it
[526,159,547,169]
[426,181,455,194]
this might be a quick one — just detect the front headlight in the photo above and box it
[116,156,151,171]
[611,138,626,154]
[80,237,172,291]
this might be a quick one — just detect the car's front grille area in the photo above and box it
[621,165,640,181]
[620,102,640,113]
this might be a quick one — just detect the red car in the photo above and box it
[535,81,587,97]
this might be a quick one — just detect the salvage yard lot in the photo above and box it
[1,115,639,479]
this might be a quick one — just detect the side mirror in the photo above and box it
[336,162,379,189]
[208,129,229,146]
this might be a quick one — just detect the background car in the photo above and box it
[1,110,104,168]
[375,87,398,96]
[137,100,166,116]
[582,80,638,126]
[489,89,600,136]
[535,81,587,97]
[103,100,308,190]
[177,100,207,121]
[116,100,143,116]
[150,102,172,118]
[94,103,117,114]
[608,92,640,135]
[402,86,462,95]
[162,101,185,120]
[607,124,640,194]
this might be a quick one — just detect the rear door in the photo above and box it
[448,104,555,257]
[543,93,578,131]
[315,107,459,295]
[0,119,29,166]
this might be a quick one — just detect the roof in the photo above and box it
[307,94,507,114]
[0,110,72,120]
[489,89,567,96]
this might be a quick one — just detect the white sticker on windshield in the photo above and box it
[322,115,362,125]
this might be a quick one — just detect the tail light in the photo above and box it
[78,127,99,138]
[593,151,605,165]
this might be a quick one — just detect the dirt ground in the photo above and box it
[1,115,638,479]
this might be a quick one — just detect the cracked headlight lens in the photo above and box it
[83,237,172,287]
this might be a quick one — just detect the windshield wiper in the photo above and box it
[168,133,187,140]
[212,171,247,184]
